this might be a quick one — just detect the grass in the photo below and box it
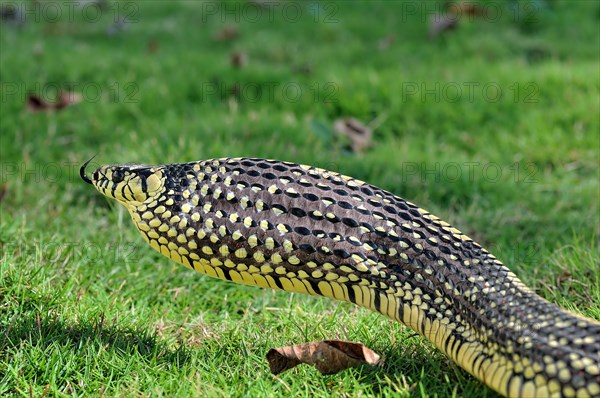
[1,1,599,396]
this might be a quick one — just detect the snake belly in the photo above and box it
[82,157,600,398]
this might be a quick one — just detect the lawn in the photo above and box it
[1,1,599,397]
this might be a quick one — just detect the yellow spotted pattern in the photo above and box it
[86,157,600,398]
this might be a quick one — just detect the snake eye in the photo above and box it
[112,170,125,183]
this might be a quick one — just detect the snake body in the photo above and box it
[81,157,600,397]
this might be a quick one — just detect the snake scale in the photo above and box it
[81,157,600,397]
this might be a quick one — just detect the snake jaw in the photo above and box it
[84,162,167,207]
[80,156,96,185]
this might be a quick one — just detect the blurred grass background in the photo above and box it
[1,1,599,396]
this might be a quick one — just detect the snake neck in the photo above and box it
[125,158,600,398]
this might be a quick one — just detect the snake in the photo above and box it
[80,157,600,397]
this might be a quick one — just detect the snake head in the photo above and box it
[81,159,166,206]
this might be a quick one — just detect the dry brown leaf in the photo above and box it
[266,340,381,375]
[231,52,248,69]
[147,40,159,53]
[214,25,239,42]
[26,94,49,112]
[0,183,7,203]
[429,2,488,39]
[26,92,82,112]
[56,91,83,109]
[448,2,487,18]
[429,13,459,38]
[333,118,373,153]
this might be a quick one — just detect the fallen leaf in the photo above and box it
[0,183,7,203]
[429,2,490,39]
[231,52,248,68]
[214,25,239,42]
[147,40,159,53]
[26,91,82,112]
[26,94,50,112]
[429,13,459,38]
[447,2,487,18]
[266,340,381,375]
[56,91,83,109]
[333,118,373,153]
